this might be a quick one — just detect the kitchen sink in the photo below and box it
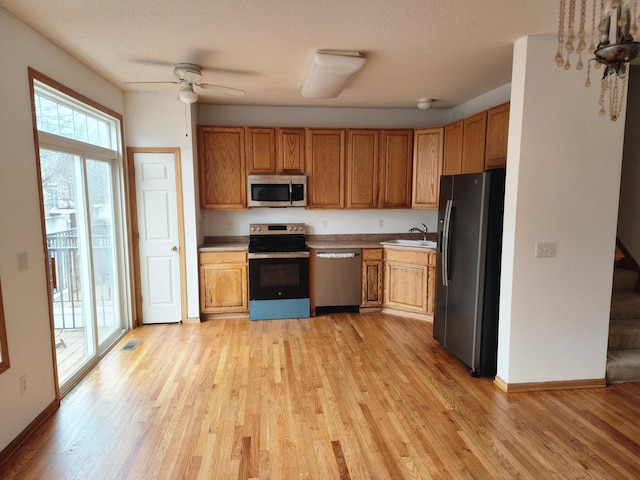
[380,239,437,249]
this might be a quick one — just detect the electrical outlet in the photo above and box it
[322,219,328,229]
[535,242,557,258]
[20,375,27,395]
[377,219,384,228]
[226,220,233,231]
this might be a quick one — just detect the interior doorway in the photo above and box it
[128,148,186,325]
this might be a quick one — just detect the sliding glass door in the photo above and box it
[41,149,123,389]
[32,73,128,395]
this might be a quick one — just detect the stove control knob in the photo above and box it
[287,226,292,231]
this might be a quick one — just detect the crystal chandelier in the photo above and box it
[555,0,640,120]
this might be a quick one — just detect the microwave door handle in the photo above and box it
[289,180,293,206]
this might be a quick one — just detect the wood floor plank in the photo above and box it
[3,312,640,479]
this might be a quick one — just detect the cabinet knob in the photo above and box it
[171,246,178,252]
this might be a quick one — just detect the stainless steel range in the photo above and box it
[248,223,310,320]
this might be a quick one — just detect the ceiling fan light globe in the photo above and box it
[178,84,198,104]
[417,98,433,110]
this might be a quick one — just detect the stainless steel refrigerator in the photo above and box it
[434,168,505,377]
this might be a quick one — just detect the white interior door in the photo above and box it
[133,151,183,324]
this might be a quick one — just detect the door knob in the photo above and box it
[171,246,178,251]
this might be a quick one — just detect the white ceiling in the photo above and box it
[0,0,558,109]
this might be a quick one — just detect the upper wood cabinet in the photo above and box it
[412,127,444,209]
[276,128,305,173]
[443,120,463,175]
[245,127,306,174]
[379,129,413,209]
[198,126,246,209]
[305,129,346,208]
[245,127,276,174]
[485,102,510,169]
[346,129,379,209]
[461,111,487,174]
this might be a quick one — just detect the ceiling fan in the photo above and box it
[126,63,245,104]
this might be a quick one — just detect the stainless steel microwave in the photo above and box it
[247,175,307,207]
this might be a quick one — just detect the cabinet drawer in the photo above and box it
[384,248,429,266]
[362,248,383,261]
[199,250,247,265]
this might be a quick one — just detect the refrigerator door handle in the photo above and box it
[442,199,453,287]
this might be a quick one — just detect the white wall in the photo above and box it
[124,92,201,320]
[198,105,450,128]
[618,66,640,260]
[203,209,437,237]
[497,35,626,384]
[449,84,511,122]
[0,8,124,452]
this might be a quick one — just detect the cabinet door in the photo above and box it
[246,127,276,174]
[461,111,487,174]
[485,102,510,169]
[199,251,248,314]
[412,127,443,209]
[383,249,429,314]
[443,120,463,175]
[361,249,383,307]
[276,128,305,173]
[379,129,413,208]
[346,129,379,209]
[305,129,345,208]
[198,127,246,209]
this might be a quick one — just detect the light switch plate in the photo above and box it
[17,252,28,270]
[535,242,557,258]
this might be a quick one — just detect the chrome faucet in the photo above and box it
[409,223,428,241]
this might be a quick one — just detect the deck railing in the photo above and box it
[47,227,113,330]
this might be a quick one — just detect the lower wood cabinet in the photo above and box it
[199,250,248,314]
[361,248,383,307]
[383,248,435,317]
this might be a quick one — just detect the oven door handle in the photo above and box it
[248,252,310,259]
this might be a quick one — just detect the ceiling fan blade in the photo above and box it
[197,82,246,96]
[124,81,180,85]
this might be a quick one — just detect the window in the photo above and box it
[0,280,9,374]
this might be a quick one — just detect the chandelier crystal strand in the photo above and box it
[589,0,597,54]
[566,0,577,69]
[610,73,620,120]
[594,0,604,70]
[577,0,588,69]
[557,0,567,66]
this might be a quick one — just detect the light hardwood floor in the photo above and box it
[2,313,640,479]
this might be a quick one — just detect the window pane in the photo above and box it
[73,111,88,143]
[86,159,120,345]
[34,92,113,150]
[38,96,60,136]
[42,149,95,384]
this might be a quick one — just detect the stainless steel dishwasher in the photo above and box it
[314,248,361,312]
